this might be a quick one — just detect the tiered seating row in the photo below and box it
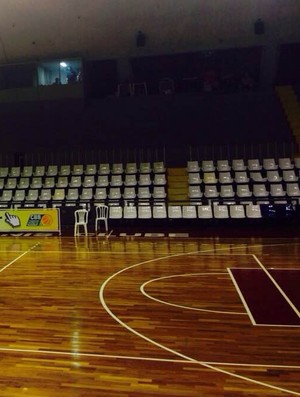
[0,162,167,208]
[187,158,300,203]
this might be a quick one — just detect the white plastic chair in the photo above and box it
[110,175,123,187]
[218,172,233,184]
[69,176,82,188]
[236,185,252,198]
[111,163,124,175]
[246,204,262,218]
[153,204,167,219]
[80,187,93,202]
[253,184,269,198]
[18,177,29,189]
[232,159,246,171]
[263,158,278,170]
[39,189,52,204]
[250,172,266,182]
[153,186,167,200]
[138,174,152,186]
[125,163,138,174]
[31,177,43,189]
[82,176,95,188]
[247,159,262,171]
[108,187,122,201]
[220,185,235,199]
[153,174,167,186]
[85,164,97,175]
[0,190,13,207]
[57,176,69,188]
[124,174,137,186]
[21,166,33,177]
[124,205,138,219]
[187,161,200,173]
[182,205,197,218]
[270,184,286,198]
[198,205,213,219]
[137,187,151,200]
[267,170,282,183]
[34,166,45,177]
[95,204,109,233]
[217,160,231,172]
[52,188,65,205]
[9,166,21,178]
[46,165,58,177]
[5,178,17,190]
[74,209,89,236]
[59,165,71,176]
[286,183,300,197]
[123,187,136,200]
[230,205,245,218]
[168,205,182,218]
[153,162,165,173]
[66,188,79,206]
[188,185,202,199]
[13,189,25,205]
[96,175,109,187]
[109,206,123,219]
[203,172,218,184]
[0,167,8,178]
[279,158,293,170]
[25,189,39,205]
[201,160,215,172]
[204,185,219,199]
[282,170,298,182]
[94,187,107,202]
[98,163,110,175]
[138,205,152,219]
[213,205,229,219]
[139,162,151,174]
[44,177,55,188]
[188,173,201,185]
[234,171,249,184]
[72,164,84,175]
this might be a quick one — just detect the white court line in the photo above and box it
[0,242,40,273]
[99,243,300,396]
[141,272,247,315]
[252,254,300,319]
[0,346,299,370]
[227,268,256,324]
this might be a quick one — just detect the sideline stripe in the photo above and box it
[252,254,300,319]
[0,242,40,273]
[0,346,299,370]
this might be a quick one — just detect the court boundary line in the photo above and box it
[0,242,40,273]
[0,346,299,370]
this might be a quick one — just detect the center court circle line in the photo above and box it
[99,243,300,396]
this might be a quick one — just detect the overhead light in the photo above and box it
[60,62,68,67]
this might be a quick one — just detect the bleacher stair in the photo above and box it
[167,167,189,203]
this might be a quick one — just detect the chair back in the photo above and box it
[74,209,89,224]
[95,204,109,220]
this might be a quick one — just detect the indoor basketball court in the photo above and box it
[0,235,299,396]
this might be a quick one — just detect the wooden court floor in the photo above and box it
[0,235,299,396]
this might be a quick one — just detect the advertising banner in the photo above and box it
[0,209,60,234]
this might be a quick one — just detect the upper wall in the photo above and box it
[0,1,299,63]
